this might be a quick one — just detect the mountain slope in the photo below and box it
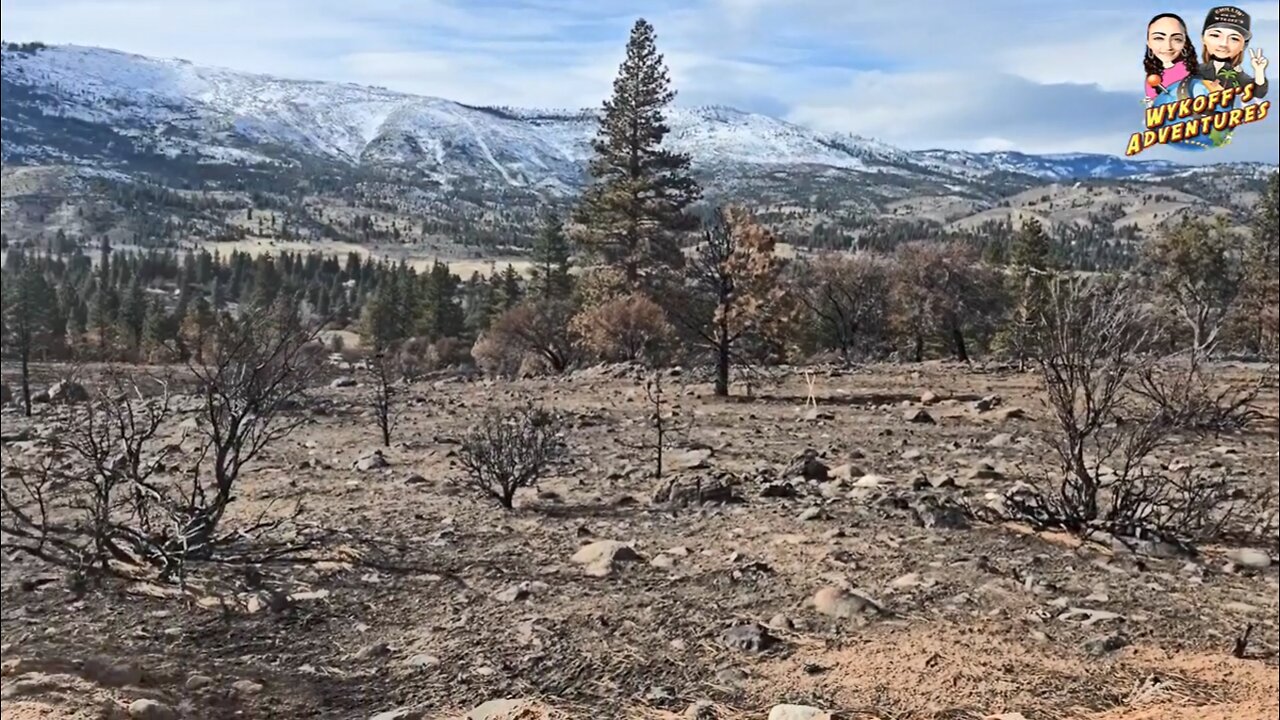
[2,42,1198,191]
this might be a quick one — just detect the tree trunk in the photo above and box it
[715,334,730,397]
[951,323,970,363]
[20,346,32,417]
[913,334,924,363]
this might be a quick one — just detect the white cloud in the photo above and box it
[1,0,1277,161]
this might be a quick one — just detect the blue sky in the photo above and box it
[2,0,1278,163]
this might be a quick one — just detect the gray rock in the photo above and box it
[797,506,825,521]
[720,622,778,652]
[401,653,441,668]
[966,462,1003,481]
[48,381,89,404]
[233,678,265,695]
[1083,632,1129,656]
[1227,548,1272,569]
[185,674,214,689]
[128,699,176,720]
[912,497,971,530]
[31,389,50,404]
[570,540,642,577]
[354,450,390,471]
[783,448,829,481]
[903,408,935,424]
[684,700,719,720]
[404,473,429,485]
[664,448,713,471]
[767,704,832,720]
[370,709,425,720]
[975,395,1002,412]
[330,376,357,388]
[986,433,1015,448]
[812,585,885,620]
[650,554,675,569]
[920,390,940,405]
[467,699,535,720]
[84,658,142,687]
[768,612,796,630]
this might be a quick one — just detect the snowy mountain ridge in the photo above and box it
[2,41,1226,194]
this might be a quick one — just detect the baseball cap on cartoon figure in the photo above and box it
[1203,5,1250,41]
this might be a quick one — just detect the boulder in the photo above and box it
[903,408,935,424]
[768,704,833,720]
[128,700,176,720]
[920,390,940,405]
[354,450,390,471]
[48,381,89,404]
[1227,548,1272,570]
[330,376,357,388]
[912,497,971,530]
[782,448,829,481]
[653,476,738,507]
[812,585,884,620]
[571,540,642,577]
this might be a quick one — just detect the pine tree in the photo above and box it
[572,18,701,291]
[1241,171,1279,358]
[2,265,55,414]
[997,219,1055,370]
[529,213,573,301]
[419,261,465,341]
[118,278,147,352]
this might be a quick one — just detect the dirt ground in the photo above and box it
[1,361,1278,720]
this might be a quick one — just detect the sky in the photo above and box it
[2,0,1278,164]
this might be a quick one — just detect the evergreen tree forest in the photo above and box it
[2,19,1277,387]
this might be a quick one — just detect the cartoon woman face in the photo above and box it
[1148,16,1188,65]
[1203,26,1246,60]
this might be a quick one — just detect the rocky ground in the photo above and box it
[1,362,1278,720]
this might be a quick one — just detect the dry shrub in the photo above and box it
[472,301,575,376]
[1025,276,1266,544]
[570,292,675,365]
[457,405,565,510]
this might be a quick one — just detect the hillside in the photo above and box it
[1,41,1276,256]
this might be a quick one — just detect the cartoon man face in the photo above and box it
[1148,16,1188,66]
[1204,25,1246,61]
[1202,6,1250,62]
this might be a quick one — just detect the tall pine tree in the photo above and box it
[529,213,573,301]
[573,19,700,292]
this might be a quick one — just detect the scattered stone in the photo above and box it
[812,585,885,620]
[1057,608,1124,627]
[684,700,719,720]
[854,474,889,488]
[84,658,141,687]
[402,653,441,668]
[370,709,425,720]
[760,481,799,498]
[903,408,935,424]
[664,448,713,471]
[330,376,357,388]
[404,473,429,485]
[232,678,264,695]
[768,613,796,631]
[570,540,642,577]
[768,704,832,720]
[966,462,1003,481]
[975,395,1002,412]
[901,448,923,461]
[797,506,825,521]
[654,476,738,507]
[467,699,536,720]
[185,674,214,689]
[667,546,691,557]
[802,407,835,421]
[1083,632,1129,656]
[354,450,390,471]
[720,622,778,652]
[828,463,860,482]
[993,407,1027,421]
[128,699,175,720]
[1227,548,1272,570]
[920,390,940,405]
[650,554,676,570]
[783,449,829,481]
[985,433,1015,448]
[48,381,89,404]
[911,497,971,530]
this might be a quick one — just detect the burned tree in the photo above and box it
[1,310,325,581]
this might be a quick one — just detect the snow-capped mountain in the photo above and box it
[1,42,1197,196]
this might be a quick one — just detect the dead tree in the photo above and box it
[1026,276,1252,543]
[620,370,693,482]
[371,350,399,447]
[1,311,324,582]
